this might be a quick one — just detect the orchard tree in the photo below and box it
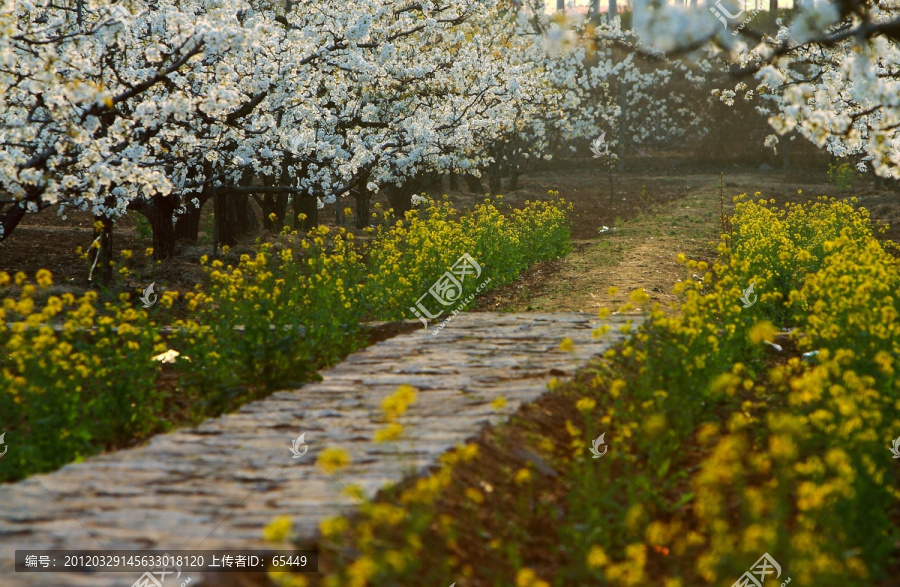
[630,0,900,180]
[1,0,562,278]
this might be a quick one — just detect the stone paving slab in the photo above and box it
[0,312,638,586]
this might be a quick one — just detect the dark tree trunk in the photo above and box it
[174,191,209,242]
[293,195,318,232]
[254,192,289,232]
[354,192,371,229]
[151,194,178,260]
[465,173,483,195]
[448,172,459,191]
[215,193,236,247]
[232,194,258,237]
[215,189,258,247]
[0,202,27,243]
[488,164,502,195]
[488,145,503,195]
[273,193,289,229]
[425,171,444,193]
[509,163,519,192]
[386,183,413,218]
[258,155,292,232]
[609,0,617,20]
[89,214,114,286]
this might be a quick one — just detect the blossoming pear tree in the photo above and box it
[632,0,900,180]
[1,0,590,278]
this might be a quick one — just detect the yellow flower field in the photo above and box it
[272,195,900,586]
[0,196,571,483]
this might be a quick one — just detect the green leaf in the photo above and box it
[656,457,671,478]
[675,492,695,508]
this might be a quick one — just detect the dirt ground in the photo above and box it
[474,164,900,315]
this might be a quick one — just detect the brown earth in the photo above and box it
[474,165,900,315]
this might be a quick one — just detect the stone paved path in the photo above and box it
[0,312,638,586]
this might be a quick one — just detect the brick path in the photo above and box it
[0,312,637,586]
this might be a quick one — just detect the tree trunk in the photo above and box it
[488,145,503,195]
[0,202,27,243]
[386,183,413,218]
[465,173,483,195]
[609,0,617,20]
[448,172,459,191]
[232,193,258,237]
[215,193,236,247]
[354,192,371,229]
[173,192,207,242]
[89,214,114,286]
[488,164,502,195]
[151,194,178,260]
[509,166,520,191]
[215,190,258,247]
[264,154,293,232]
[423,171,443,194]
[293,195,318,232]
[254,193,289,232]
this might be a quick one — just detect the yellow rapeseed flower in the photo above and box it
[374,422,404,443]
[587,545,609,569]
[317,447,351,472]
[576,397,596,413]
[318,515,349,540]
[748,320,778,345]
[515,568,549,587]
[262,515,292,542]
[514,468,532,485]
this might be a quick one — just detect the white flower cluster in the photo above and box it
[634,0,900,179]
[0,0,584,234]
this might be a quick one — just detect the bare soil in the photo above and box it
[474,164,900,315]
